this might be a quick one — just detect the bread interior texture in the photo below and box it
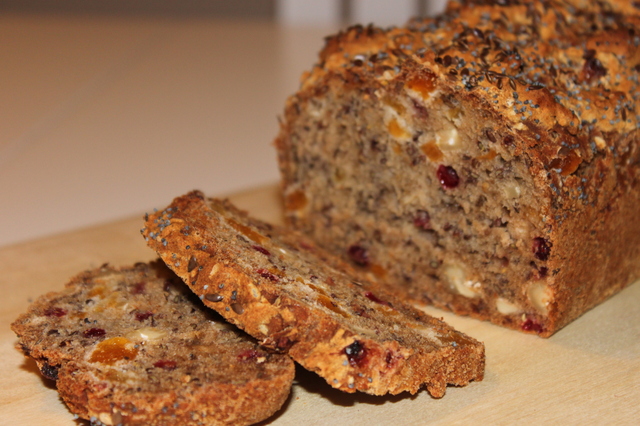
[279,80,553,332]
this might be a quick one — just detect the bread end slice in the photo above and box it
[12,261,294,426]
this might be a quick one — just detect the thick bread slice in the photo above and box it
[142,191,484,397]
[11,261,294,426]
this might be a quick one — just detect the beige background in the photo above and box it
[0,13,333,247]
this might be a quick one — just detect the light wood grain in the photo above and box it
[2,185,639,425]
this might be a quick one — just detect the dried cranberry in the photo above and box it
[135,311,153,321]
[44,307,67,317]
[256,268,280,282]
[153,360,177,370]
[83,328,106,338]
[532,237,551,261]
[276,336,293,350]
[491,217,507,228]
[413,210,431,230]
[343,340,367,367]
[411,98,429,119]
[131,282,146,295]
[237,349,260,361]
[538,267,548,279]
[364,291,391,307]
[437,165,460,189]
[252,245,271,256]
[40,362,59,381]
[298,240,315,251]
[503,135,514,146]
[348,245,369,267]
[384,350,401,368]
[385,351,393,365]
[583,57,607,82]
[521,319,544,333]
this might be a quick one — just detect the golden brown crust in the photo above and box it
[142,191,484,397]
[305,0,640,135]
[291,0,640,180]
[11,262,294,426]
[275,0,640,336]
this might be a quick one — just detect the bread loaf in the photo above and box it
[11,262,294,426]
[275,0,640,336]
[142,192,484,397]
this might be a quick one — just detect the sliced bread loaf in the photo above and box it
[274,0,640,336]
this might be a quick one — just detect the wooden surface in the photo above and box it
[2,184,639,425]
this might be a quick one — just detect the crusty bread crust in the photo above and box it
[11,262,294,426]
[275,0,640,336]
[142,191,484,397]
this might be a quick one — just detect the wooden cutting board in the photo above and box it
[2,184,639,425]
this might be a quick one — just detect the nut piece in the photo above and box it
[495,297,521,315]
[528,282,550,315]
[435,128,460,150]
[126,327,166,343]
[443,263,480,298]
[502,183,521,199]
[98,412,114,426]
[593,135,606,149]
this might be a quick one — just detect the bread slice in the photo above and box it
[11,261,294,426]
[142,191,484,397]
[274,1,640,336]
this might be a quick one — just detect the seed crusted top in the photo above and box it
[305,0,639,134]
[282,0,640,234]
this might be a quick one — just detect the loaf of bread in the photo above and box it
[275,0,640,337]
[11,262,294,426]
[142,191,484,397]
